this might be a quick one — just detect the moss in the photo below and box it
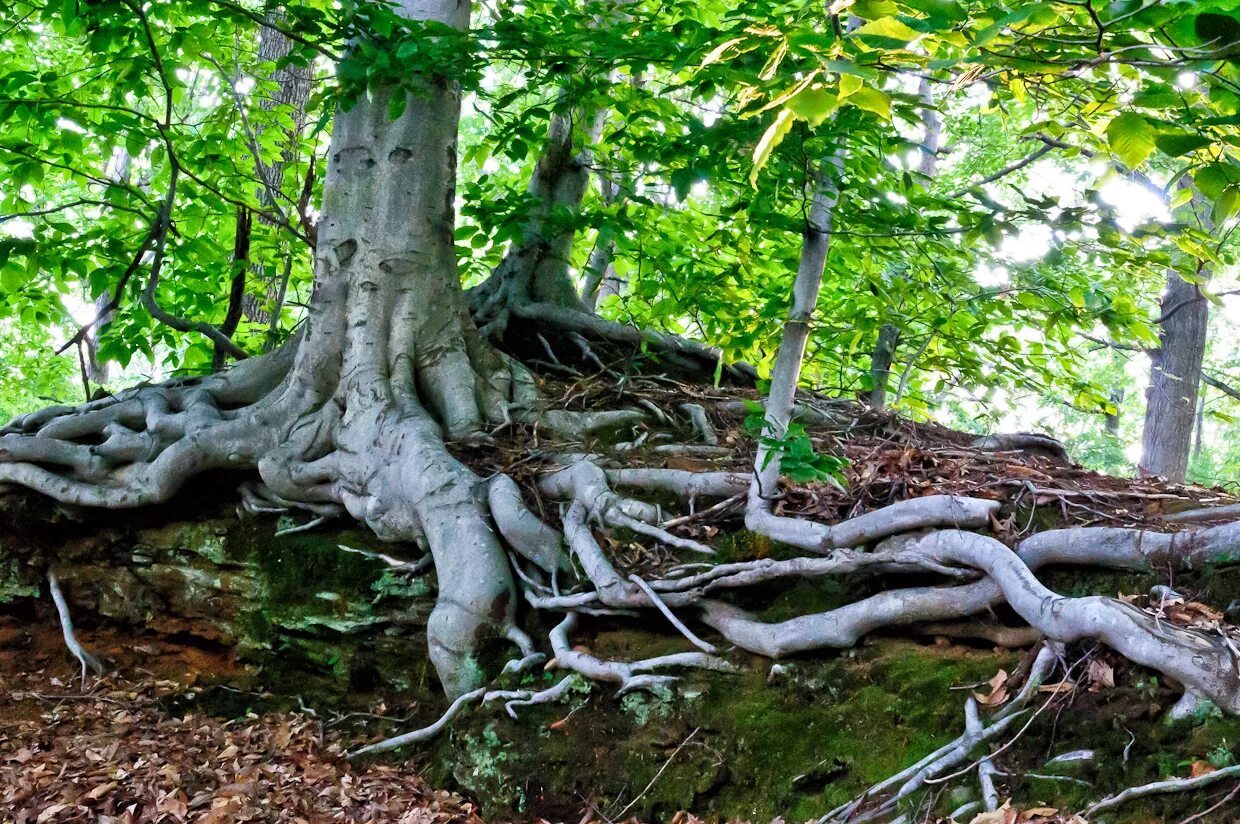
[416,638,1022,822]
[0,557,39,603]
[621,684,676,726]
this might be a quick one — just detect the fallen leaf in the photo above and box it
[974,669,1010,706]
[1087,659,1115,692]
[1190,760,1216,777]
[968,801,1017,824]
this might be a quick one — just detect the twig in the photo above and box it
[628,574,717,653]
[614,728,700,819]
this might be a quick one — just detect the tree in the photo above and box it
[1140,189,1216,482]
[5,0,1240,815]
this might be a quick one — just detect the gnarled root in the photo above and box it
[745,494,1001,553]
[548,613,736,695]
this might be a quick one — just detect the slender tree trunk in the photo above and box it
[580,171,623,311]
[1140,189,1213,482]
[241,17,313,325]
[214,209,253,371]
[864,78,938,409]
[749,149,845,510]
[1104,387,1123,437]
[865,322,901,409]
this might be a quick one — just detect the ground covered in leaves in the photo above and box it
[0,622,483,824]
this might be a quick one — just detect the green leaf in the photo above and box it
[787,88,838,126]
[853,16,922,43]
[750,109,795,186]
[846,86,891,119]
[1105,112,1156,168]
[1154,131,1213,157]
[1194,161,1240,200]
[388,91,408,121]
[838,74,863,100]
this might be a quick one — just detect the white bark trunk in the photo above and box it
[748,149,845,518]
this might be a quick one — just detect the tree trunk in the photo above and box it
[749,149,844,512]
[469,105,606,333]
[580,170,624,311]
[241,17,314,326]
[1104,387,1123,437]
[0,0,518,698]
[1139,270,1208,482]
[865,322,901,409]
[864,78,937,410]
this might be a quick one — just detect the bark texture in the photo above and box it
[1140,269,1209,482]
[1140,191,1213,483]
[241,16,315,327]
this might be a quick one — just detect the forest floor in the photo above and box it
[0,619,483,824]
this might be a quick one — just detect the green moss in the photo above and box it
[621,684,675,726]
[0,557,39,602]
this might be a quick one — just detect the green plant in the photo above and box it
[745,402,849,486]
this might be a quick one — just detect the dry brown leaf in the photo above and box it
[36,804,71,823]
[1087,659,1115,692]
[974,669,1010,706]
[967,801,1017,824]
[1037,680,1075,695]
[1190,759,1216,777]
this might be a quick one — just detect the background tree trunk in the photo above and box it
[241,17,313,326]
[1105,387,1123,437]
[865,322,901,409]
[1140,189,1212,483]
[864,77,938,410]
[1139,270,1209,482]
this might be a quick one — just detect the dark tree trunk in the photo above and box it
[214,209,253,371]
[864,78,937,409]
[241,17,314,325]
[1139,270,1209,482]
[865,322,901,409]
[1104,387,1123,437]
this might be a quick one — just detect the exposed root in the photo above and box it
[540,458,714,556]
[915,622,1043,649]
[486,474,570,574]
[680,402,718,446]
[972,432,1071,462]
[547,614,736,695]
[348,654,550,757]
[745,494,1001,553]
[47,569,104,686]
[1081,762,1240,818]
[628,574,716,653]
[822,645,1059,823]
[1163,502,1240,523]
[901,530,1240,713]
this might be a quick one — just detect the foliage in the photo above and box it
[744,400,850,485]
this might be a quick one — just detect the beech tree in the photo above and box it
[5,0,1240,812]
